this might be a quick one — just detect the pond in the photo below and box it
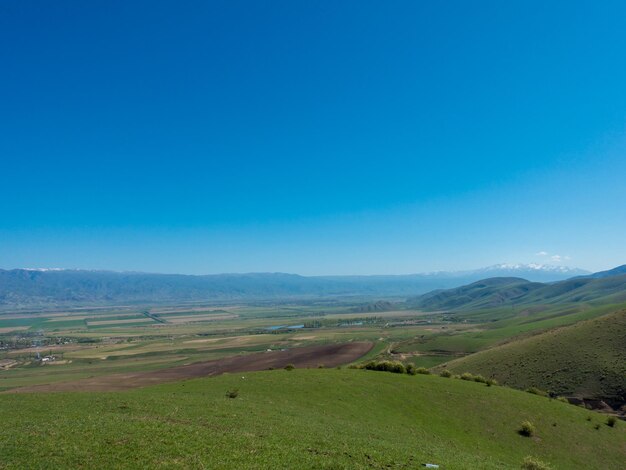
[265,324,305,331]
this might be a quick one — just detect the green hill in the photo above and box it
[413,277,543,311]
[437,308,626,407]
[410,271,626,311]
[1,369,624,469]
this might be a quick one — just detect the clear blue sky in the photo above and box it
[1,1,625,274]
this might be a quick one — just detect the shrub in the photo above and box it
[518,420,536,437]
[525,387,547,397]
[486,378,498,387]
[521,456,551,469]
[556,396,569,404]
[416,367,431,375]
[225,389,239,399]
[284,364,295,371]
[460,372,474,381]
[607,416,617,427]
[347,364,359,369]
[439,369,452,378]
[364,360,406,374]
[594,423,601,430]
[473,374,487,384]
[336,365,342,370]
[406,364,417,375]
[317,364,325,369]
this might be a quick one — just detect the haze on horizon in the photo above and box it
[1,1,626,276]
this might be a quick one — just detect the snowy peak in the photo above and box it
[478,264,588,274]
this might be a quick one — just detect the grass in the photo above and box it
[436,308,626,402]
[0,369,624,469]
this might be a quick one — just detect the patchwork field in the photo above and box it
[0,302,444,391]
[2,298,625,414]
[10,342,372,392]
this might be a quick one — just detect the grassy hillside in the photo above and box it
[410,277,542,310]
[1,369,624,469]
[437,309,626,405]
[411,272,626,311]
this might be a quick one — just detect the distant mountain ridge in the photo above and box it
[573,264,626,279]
[0,264,590,307]
[410,264,626,311]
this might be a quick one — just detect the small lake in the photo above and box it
[265,324,305,331]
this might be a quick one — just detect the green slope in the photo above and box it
[411,271,626,312]
[437,309,626,405]
[1,370,624,469]
[412,277,543,311]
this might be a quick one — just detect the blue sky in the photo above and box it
[1,1,625,274]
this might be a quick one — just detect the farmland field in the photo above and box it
[0,301,444,391]
[2,299,625,398]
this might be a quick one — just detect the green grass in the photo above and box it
[405,354,456,368]
[437,308,626,402]
[1,369,624,469]
[393,302,624,361]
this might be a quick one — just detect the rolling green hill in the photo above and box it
[410,268,626,312]
[436,308,626,407]
[1,369,624,469]
[412,277,543,311]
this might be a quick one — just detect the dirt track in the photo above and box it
[9,342,373,393]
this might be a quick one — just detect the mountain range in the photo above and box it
[0,264,589,307]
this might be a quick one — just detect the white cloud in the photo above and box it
[536,251,571,263]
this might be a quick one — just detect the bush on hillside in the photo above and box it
[284,364,295,371]
[225,389,239,399]
[416,367,431,375]
[364,360,406,374]
[521,456,552,469]
[439,369,452,378]
[606,416,617,427]
[460,372,474,381]
[406,364,417,375]
[486,378,498,387]
[556,396,569,404]
[518,421,536,437]
[473,374,487,384]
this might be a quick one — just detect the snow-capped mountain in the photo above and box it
[475,263,589,275]
[398,264,589,282]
